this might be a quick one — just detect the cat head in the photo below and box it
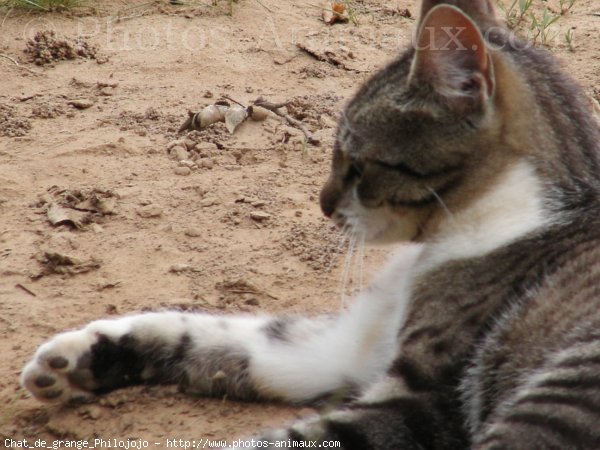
[320,0,506,243]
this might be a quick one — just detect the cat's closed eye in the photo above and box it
[371,160,429,179]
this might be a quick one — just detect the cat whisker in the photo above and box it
[338,226,368,309]
[356,231,366,293]
[350,230,366,297]
[427,186,457,224]
[339,226,360,309]
[323,227,350,275]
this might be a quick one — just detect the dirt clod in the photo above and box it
[0,104,32,137]
[24,31,98,66]
[31,103,65,119]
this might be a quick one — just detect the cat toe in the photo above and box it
[21,361,68,402]
[33,374,56,388]
[48,356,69,370]
[21,330,100,402]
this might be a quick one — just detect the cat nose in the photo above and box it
[320,186,336,218]
[320,196,335,218]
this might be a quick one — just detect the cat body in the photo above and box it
[21,1,600,449]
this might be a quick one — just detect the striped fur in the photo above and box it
[21,1,600,449]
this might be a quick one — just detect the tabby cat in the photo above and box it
[21,0,600,448]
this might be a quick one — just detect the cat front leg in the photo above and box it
[21,312,350,403]
[21,245,422,405]
[20,297,396,404]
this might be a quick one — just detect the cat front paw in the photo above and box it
[21,327,101,402]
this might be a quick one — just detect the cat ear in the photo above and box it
[408,5,495,109]
[418,0,498,29]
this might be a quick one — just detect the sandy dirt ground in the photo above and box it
[1,0,599,447]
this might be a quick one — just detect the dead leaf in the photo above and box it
[178,104,229,133]
[46,202,83,229]
[43,189,117,230]
[224,106,249,133]
[296,41,351,70]
[323,1,349,25]
[36,252,101,278]
[200,104,227,128]
[74,192,116,215]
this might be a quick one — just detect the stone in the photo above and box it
[170,145,189,161]
[174,166,191,176]
[250,211,271,222]
[200,158,214,169]
[184,228,203,238]
[137,205,162,218]
[69,99,95,110]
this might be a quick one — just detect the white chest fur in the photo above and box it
[417,161,554,273]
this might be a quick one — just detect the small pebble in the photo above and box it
[169,264,191,273]
[167,140,185,151]
[179,160,196,169]
[200,159,214,169]
[200,198,219,207]
[69,99,95,110]
[184,228,203,238]
[90,224,104,233]
[250,211,271,222]
[174,166,191,176]
[183,137,196,151]
[170,145,189,161]
[195,142,218,152]
[137,205,163,218]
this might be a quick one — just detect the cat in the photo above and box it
[21,0,600,448]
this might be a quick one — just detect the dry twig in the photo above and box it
[253,97,320,146]
[0,53,43,75]
[15,283,37,297]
